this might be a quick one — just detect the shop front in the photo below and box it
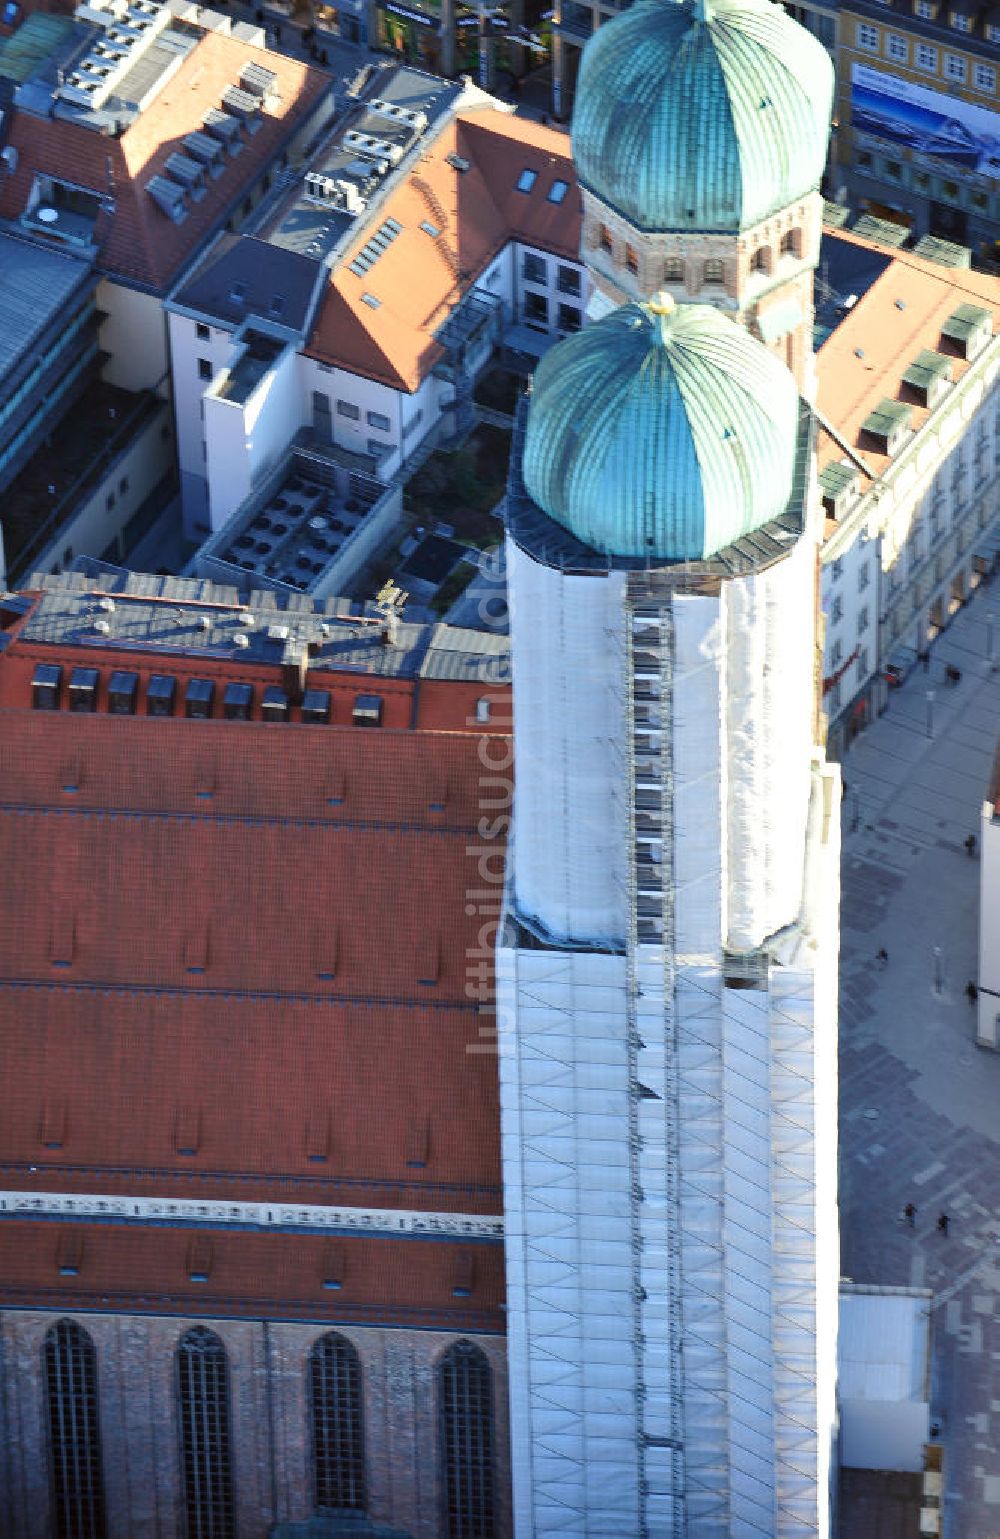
[314,0,364,42]
[373,0,443,68]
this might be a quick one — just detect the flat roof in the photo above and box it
[19,568,511,681]
[0,229,94,383]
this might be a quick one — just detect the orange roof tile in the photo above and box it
[307,107,579,391]
[0,713,508,1203]
[816,231,1000,490]
[0,30,329,290]
[0,1223,505,1328]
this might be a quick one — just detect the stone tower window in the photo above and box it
[440,1340,495,1538]
[44,1320,107,1539]
[599,224,613,253]
[664,256,684,282]
[625,243,639,274]
[310,1332,366,1511]
[703,257,725,285]
[177,1327,234,1539]
[752,246,772,274]
[780,229,802,258]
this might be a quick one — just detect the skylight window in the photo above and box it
[361,293,381,309]
[420,219,441,237]
[348,217,403,277]
[516,168,538,193]
[548,179,569,204]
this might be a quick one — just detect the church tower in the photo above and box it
[497,5,840,1535]
[571,0,833,393]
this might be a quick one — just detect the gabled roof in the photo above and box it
[307,108,579,391]
[815,230,1000,492]
[0,714,506,1213]
[0,29,329,290]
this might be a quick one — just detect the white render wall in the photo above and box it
[501,540,840,1538]
[506,536,628,945]
[978,795,1000,1047]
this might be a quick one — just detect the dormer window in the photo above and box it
[516,168,537,193]
[547,178,569,204]
[861,398,913,456]
[819,461,862,521]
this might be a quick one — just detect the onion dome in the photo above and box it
[521,295,800,561]
[571,0,834,233]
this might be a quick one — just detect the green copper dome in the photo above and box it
[571,0,834,233]
[521,298,800,561]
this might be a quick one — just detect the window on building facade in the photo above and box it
[524,291,548,327]
[440,1341,495,1539]
[599,225,613,253]
[198,358,212,381]
[196,322,210,341]
[366,410,390,431]
[858,605,870,634]
[975,62,997,91]
[944,51,967,80]
[857,149,874,169]
[831,638,843,666]
[664,256,684,281]
[515,168,537,193]
[831,595,843,624]
[177,1328,234,1539]
[885,158,903,180]
[45,1320,107,1539]
[557,265,581,295]
[625,243,639,274]
[886,32,908,59]
[916,41,938,70]
[856,21,879,48]
[751,246,771,274]
[859,562,870,591]
[780,229,801,257]
[557,304,582,332]
[310,1333,366,1511]
[951,8,972,27]
[831,557,843,582]
[522,251,547,285]
[857,647,869,679]
[914,0,935,16]
[336,399,360,420]
[703,257,724,284]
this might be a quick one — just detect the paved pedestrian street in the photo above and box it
[839,586,1000,1538]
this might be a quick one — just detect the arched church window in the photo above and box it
[440,1340,495,1538]
[44,1320,107,1539]
[176,1327,234,1539]
[780,228,802,258]
[309,1332,366,1511]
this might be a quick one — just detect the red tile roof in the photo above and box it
[816,230,1000,492]
[307,107,579,391]
[0,30,329,290]
[0,1224,505,1329]
[0,713,509,1263]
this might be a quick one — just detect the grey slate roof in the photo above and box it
[171,234,324,333]
[0,231,95,384]
[21,569,510,682]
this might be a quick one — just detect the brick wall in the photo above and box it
[0,1310,511,1539]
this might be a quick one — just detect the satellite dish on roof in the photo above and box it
[36,206,58,223]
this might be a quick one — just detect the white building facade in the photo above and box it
[497,0,842,1532]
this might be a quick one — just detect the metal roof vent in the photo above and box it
[197,614,211,630]
[97,596,115,611]
[233,632,249,648]
[237,610,255,626]
[93,618,111,635]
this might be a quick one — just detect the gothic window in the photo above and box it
[440,1341,495,1539]
[309,1332,366,1511]
[780,229,801,258]
[44,1320,107,1539]
[176,1327,234,1539]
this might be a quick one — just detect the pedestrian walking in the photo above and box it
[920,650,930,672]
[966,981,979,1003]
[876,947,889,966]
[937,1212,950,1235]
[904,1202,916,1227]
[965,833,977,857]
